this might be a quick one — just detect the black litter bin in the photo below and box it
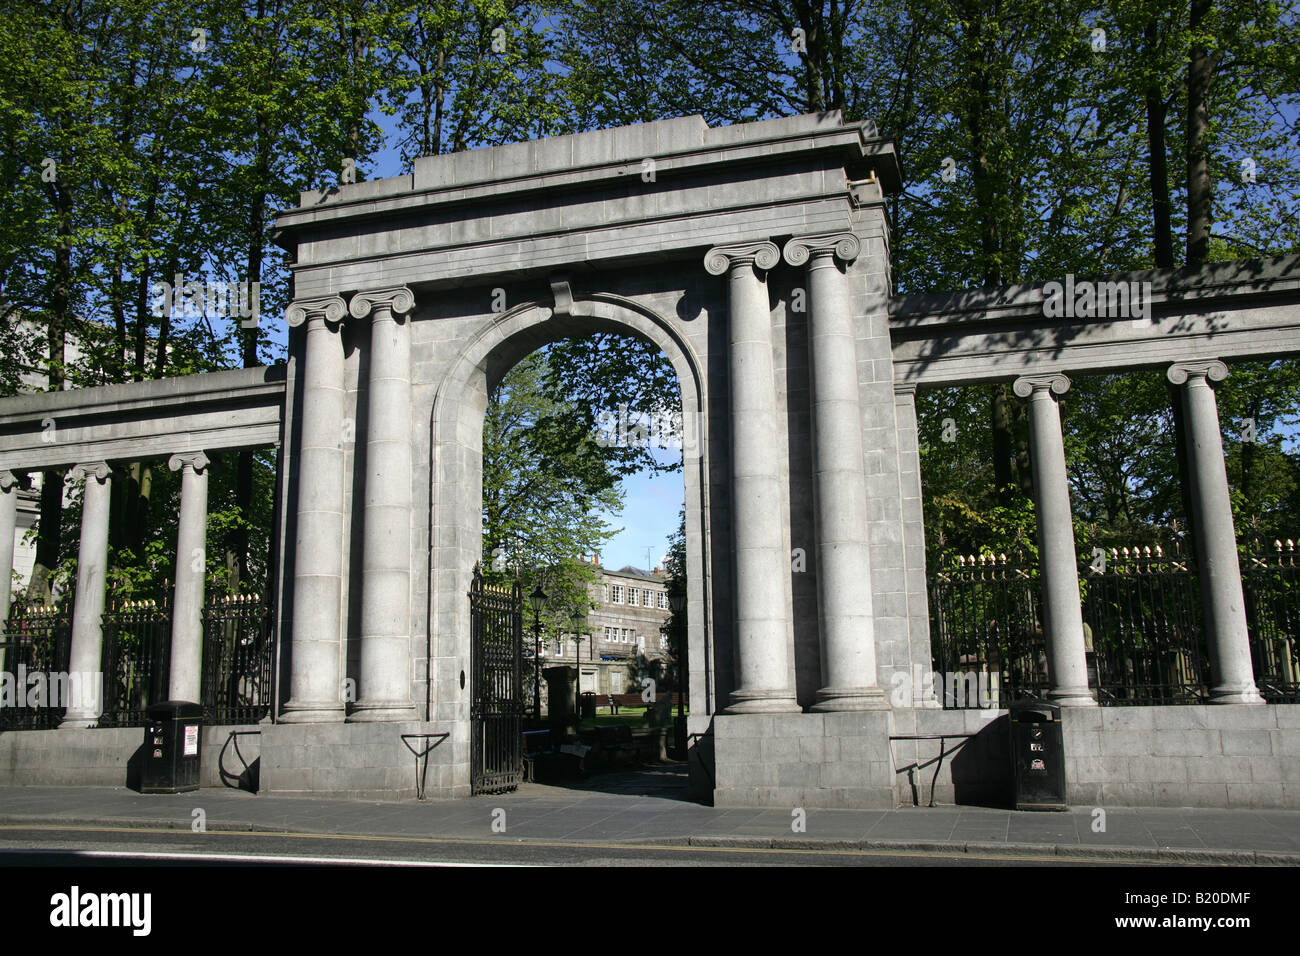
[141,701,204,794]
[1009,698,1067,811]
[579,692,597,719]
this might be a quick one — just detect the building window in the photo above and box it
[627,587,637,606]
[611,584,623,604]
[603,585,610,603]
[657,591,668,610]
[623,628,631,643]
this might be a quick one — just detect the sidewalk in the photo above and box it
[0,766,1297,864]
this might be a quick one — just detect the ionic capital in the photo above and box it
[348,286,415,321]
[285,295,348,328]
[70,461,112,483]
[1167,360,1228,387]
[1012,372,1071,399]
[783,232,861,268]
[168,451,210,475]
[0,470,26,493]
[704,241,780,276]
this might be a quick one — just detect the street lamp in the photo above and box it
[529,583,547,721]
[668,591,685,720]
[571,607,588,723]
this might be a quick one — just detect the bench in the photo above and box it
[608,693,684,714]
[521,729,586,782]
[576,724,638,770]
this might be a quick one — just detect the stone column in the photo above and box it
[0,471,20,675]
[61,462,113,728]
[784,233,886,712]
[1166,360,1263,703]
[168,452,209,702]
[705,241,798,713]
[281,295,349,723]
[348,287,417,721]
[1012,373,1095,706]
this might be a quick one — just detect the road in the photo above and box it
[0,824,1100,866]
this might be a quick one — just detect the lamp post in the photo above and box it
[571,607,588,722]
[668,591,685,719]
[529,583,547,721]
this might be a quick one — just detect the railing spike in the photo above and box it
[1155,545,1163,558]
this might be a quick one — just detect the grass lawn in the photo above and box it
[577,711,689,731]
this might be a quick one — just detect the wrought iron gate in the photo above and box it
[469,568,524,794]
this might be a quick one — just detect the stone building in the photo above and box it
[549,561,673,697]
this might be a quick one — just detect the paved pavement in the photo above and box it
[1,764,1297,864]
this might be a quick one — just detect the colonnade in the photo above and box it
[1005,361,1262,705]
[0,452,214,727]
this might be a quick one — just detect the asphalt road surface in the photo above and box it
[0,824,1104,866]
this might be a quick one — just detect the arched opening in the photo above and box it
[429,294,710,799]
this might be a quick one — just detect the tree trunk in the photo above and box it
[1186,0,1213,266]
[1144,23,1175,270]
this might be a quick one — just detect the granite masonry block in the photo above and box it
[1154,782,1228,808]
[1101,708,1156,732]
[1226,782,1286,809]
[1220,730,1275,756]
[1151,731,1221,756]
[1151,706,1212,730]
[1205,705,1279,730]
[1125,756,1191,783]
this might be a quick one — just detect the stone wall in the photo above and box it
[0,724,262,791]
[893,705,1300,809]
[713,712,895,809]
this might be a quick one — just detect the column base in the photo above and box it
[1047,686,1097,707]
[723,689,801,714]
[279,700,347,723]
[1210,683,1266,705]
[810,685,890,712]
[59,713,98,729]
[347,700,418,722]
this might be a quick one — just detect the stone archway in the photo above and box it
[426,290,713,769]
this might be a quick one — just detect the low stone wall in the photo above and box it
[712,712,895,809]
[258,720,469,801]
[893,704,1300,809]
[0,723,262,790]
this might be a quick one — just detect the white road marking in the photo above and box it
[22,848,533,867]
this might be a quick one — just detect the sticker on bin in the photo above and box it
[1030,758,1046,772]
[183,725,199,756]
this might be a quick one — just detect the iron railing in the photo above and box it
[1244,539,1300,703]
[201,593,273,724]
[1082,545,1210,705]
[929,540,1300,707]
[99,597,171,727]
[927,553,1047,706]
[0,601,74,729]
